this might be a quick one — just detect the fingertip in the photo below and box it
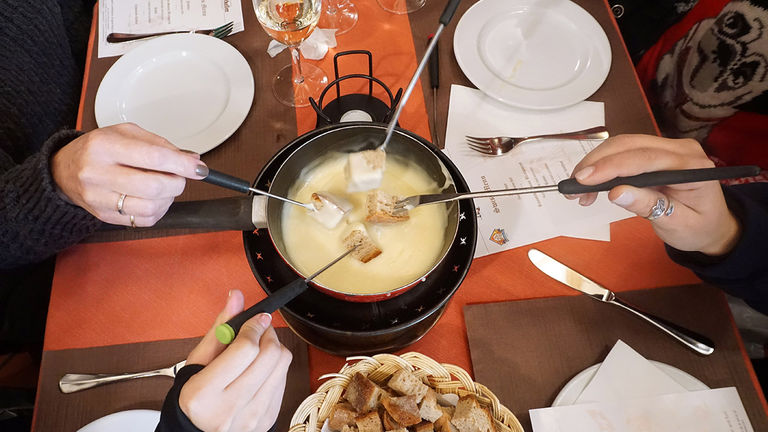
[574,165,595,182]
[225,289,245,316]
[257,313,273,328]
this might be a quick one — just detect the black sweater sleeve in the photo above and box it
[0,129,101,269]
[156,364,205,432]
[666,183,768,314]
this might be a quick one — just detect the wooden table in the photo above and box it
[33,0,768,430]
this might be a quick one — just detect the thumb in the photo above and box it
[186,290,245,365]
[608,185,672,221]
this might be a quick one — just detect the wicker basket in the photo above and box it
[289,352,524,432]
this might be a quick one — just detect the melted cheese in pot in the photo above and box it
[281,153,449,295]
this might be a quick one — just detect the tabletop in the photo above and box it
[35,0,768,430]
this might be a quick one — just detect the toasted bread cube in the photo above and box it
[450,395,496,432]
[342,426,359,432]
[329,403,359,431]
[419,390,443,422]
[436,393,460,407]
[381,395,421,427]
[346,149,386,192]
[435,406,457,432]
[365,190,409,223]
[381,409,403,431]
[385,429,408,432]
[345,372,384,413]
[355,411,384,432]
[388,369,429,402]
[310,192,352,229]
[343,225,382,263]
[414,421,435,432]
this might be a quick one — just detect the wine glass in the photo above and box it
[319,0,358,35]
[254,0,329,107]
[377,0,425,14]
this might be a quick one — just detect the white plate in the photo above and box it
[95,33,254,154]
[454,0,611,109]
[552,360,710,406]
[77,409,160,432]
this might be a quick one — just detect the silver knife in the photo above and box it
[527,248,714,356]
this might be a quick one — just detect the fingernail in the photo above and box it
[574,166,594,181]
[195,164,209,177]
[612,191,634,207]
[257,313,272,328]
[578,196,589,206]
[227,290,232,298]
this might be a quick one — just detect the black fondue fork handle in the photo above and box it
[557,165,761,194]
[202,169,252,194]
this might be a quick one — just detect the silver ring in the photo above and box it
[117,193,127,216]
[646,197,674,221]
[129,215,136,229]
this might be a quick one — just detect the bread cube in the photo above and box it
[450,395,496,432]
[309,192,352,229]
[419,390,443,422]
[381,395,421,427]
[388,369,428,402]
[365,190,409,223]
[345,372,384,413]
[355,411,384,432]
[329,403,358,431]
[346,149,386,192]
[343,225,382,263]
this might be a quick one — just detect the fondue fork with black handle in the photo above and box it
[393,165,761,212]
[215,247,358,344]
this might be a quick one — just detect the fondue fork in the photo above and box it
[392,166,761,213]
[201,169,316,211]
[215,246,358,345]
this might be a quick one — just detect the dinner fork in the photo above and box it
[106,21,234,43]
[466,126,609,155]
[59,360,186,393]
[392,165,762,213]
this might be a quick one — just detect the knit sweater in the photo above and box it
[0,0,101,269]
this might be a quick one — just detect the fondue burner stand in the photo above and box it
[309,50,403,127]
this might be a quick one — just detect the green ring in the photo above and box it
[215,324,236,345]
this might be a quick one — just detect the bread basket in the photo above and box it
[289,352,524,432]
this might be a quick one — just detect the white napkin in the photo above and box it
[575,340,690,404]
[98,0,245,58]
[267,28,338,60]
[529,340,755,432]
[443,85,633,258]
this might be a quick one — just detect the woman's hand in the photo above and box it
[51,123,208,227]
[179,290,292,432]
[568,134,741,256]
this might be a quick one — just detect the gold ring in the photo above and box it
[129,215,136,228]
[117,193,127,216]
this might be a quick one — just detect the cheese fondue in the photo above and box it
[281,153,450,295]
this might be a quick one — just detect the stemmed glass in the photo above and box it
[319,0,358,35]
[254,0,329,107]
[377,0,425,14]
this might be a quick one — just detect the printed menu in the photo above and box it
[98,0,245,58]
[444,85,633,257]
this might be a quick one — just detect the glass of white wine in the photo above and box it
[377,0,425,14]
[255,0,329,107]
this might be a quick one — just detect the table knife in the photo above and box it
[527,248,715,356]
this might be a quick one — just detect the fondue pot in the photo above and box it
[243,122,477,355]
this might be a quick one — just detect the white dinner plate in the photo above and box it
[552,360,710,406]
[77,409,160,432]
[95,33,254,154]
[454,0,611,109]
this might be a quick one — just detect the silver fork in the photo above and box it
[59,360,186,393]
[466,126,609,155]
[107,21,235,43]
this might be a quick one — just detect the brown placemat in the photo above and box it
[34,328,309,431]
[465,284,768,431]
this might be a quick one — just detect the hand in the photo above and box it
[568,134,741,256]
[51,123,208,227]
[179,290,292,432]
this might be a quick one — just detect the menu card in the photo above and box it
[98,0,245,58]
[530,341,755,432]
[443,85,633,257]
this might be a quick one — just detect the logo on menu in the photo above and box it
[223,0,231,12]
[489,228,508,246]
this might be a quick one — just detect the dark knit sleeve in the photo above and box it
[666,183,768,314]
[0,129,101,269]
[156,364,205,432]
